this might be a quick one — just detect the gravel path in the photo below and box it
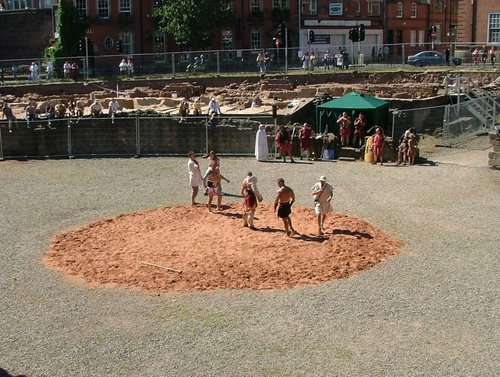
[1,149,499,377]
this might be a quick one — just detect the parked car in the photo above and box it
[407,51,462,67]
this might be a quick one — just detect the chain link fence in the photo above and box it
[1,42,480,83]
[0,115,274,160]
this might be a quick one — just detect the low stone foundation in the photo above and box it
[488,132,500,169]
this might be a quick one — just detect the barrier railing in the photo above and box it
[0,115,274,160]
[2,42,494,83]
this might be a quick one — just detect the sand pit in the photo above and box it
[43,203,404,293]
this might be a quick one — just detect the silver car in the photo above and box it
[407,51,462,67]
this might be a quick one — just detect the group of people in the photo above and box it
[301,48,350,70]
[472,46,496,67]
[256,51,272,73]
[397,128,418,165]
[187,150,335,236]
[118,59,134,76]
[188,150,230,212]
[178,97,214,120]
[337,111,368,148]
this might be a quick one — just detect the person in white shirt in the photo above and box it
[311,176,334,235]
[207,97,221,120]
[108,98,119,123]
[29,62,39,81]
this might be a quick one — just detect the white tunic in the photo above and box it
[255,126,268,161]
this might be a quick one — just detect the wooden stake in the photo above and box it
[140,261,182,273]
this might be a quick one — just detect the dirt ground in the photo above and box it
[43,203,403,293]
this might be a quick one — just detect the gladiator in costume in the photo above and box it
[336,112,352,147]
[274,178,297,237]
[275,126,295,163]
[299,122,314,160]
[353,112,367,148]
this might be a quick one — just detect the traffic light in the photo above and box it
[358,24,365,42]
[116,39,123,53]
[308,29,315,44]
[77,38,84,55]
[349,27,359,42]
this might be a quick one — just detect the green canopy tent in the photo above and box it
[316,92,390,136]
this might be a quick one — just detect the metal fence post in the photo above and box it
[205,121,209,155]
[171,53,176,77]
[135,116,140,157]
[67,119,73,158]
[216,50,220,75]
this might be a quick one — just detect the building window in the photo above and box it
[396,2,403,18]
[97,0,109,19]
[273,0,288,8]
[353,0,360,14]
[75,0,87,17]
[119,0,131,14]
[411,3,417,18]
[154,32,166,62]
[301,0,317,16]
[367,0,380,17]
[119,32,133,56]
[410,30,416,46]
[250,30,262,51]
[489,13,500,43]
[250,0,262,12]
[418,30,424,46]
[434,0,443,13]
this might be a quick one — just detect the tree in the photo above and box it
[153,0,234,49]
[45,0,90,61]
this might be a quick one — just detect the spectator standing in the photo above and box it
[481,46,488,65]
[63,61,71,80]
[323,50,330,70]
[127,59,134,76]
[0,67,3,84]
[70,62,79,81]
[11,64,18,80]
[29,62,39,81]
[490,46,496,68]
[301,52,310,70]
[46,61,54,80]
[472,47,480,66]
[335,48,343,69]
[119,59,128,75]
[256,53,265,73]
[383,46,389,64]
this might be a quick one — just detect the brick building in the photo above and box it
[457,0,500,44]
[1,0,496,63]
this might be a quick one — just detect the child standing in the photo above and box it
[242,183,258,229]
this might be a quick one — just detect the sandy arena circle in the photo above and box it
[43,203,404,293]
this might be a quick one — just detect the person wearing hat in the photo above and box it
[311,176,334,235]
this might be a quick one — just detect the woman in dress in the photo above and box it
[187,151,204,205]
